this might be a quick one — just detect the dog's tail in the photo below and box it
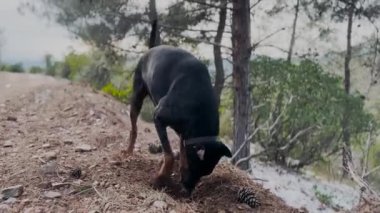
[149,19,160,49]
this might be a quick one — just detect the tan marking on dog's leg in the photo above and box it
[152,153,174,188]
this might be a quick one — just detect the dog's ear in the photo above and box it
[217,141,232,158]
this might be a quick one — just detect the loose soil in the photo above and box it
[0,72,303,212]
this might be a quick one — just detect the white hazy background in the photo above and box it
[0,0,376,68]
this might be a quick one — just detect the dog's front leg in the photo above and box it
[151,106,174,189]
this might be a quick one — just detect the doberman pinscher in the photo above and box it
[124,20,232,195]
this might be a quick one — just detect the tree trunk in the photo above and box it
[287,0,300,63]
[148,0,160,45]
[342,5,354,176]
[213,0,227,107]
[231,0,252,170]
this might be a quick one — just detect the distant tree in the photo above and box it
[0,29,4,65]
[306,0,380,175]
[8,63,25,73]
[265,0,315,63]
[29,66,45,74]
[44,54,55,76]
[23,0,228,106]
[212,0,227,107]
[63,51,91,80]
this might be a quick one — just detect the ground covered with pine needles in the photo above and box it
[0,72,303,212]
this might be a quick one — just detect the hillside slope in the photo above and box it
[0,72,301,212]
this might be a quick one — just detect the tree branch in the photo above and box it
[251,27,287,51]
[170,32,232,50]
[250,0,264,10]
[235,150,267,167]
[230,125,262,162]
[278,126,316,151]
[256,44,289,53]
[185,0,233,10]
[161,24,231,34]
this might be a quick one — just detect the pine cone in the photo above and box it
[70,167,82,179]
[238,187,261,208]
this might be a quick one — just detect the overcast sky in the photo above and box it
[0,0,377,69]
[0,0,89,67]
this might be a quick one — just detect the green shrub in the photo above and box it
[313,185,334,207]
[1,63,25,73]
[30,66,45,74]
[246,56,374,168]
[64,51,91,80]
[101,82,132,103]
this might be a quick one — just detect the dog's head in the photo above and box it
[180,141,232,195]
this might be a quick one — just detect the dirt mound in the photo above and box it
[0,73,302,212]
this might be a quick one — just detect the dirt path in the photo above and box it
[0,72,68,104]
[0,72,301,212]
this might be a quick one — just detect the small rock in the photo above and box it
[93,181,99,187]
[44,151,58,160]
[40,161,57,175]
[63,106,73,112]
[20,199,31,205]
[24,207,47,213]
[152,200,168,209]
[43,191,62,199]
[42,143,51,149]
[6,116,17,122]
[1,185,23,199]
[72,180,83,185]
[38,182,52,189]
[0,204,11,212]
[3,197,17,204]
[144,128,151,133]
[63,140,74,145]
[100,181,107,187]
[75,144,93,152]
[3,140,13,148]
[51,182,70,189]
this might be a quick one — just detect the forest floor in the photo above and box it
[0,72,302,213]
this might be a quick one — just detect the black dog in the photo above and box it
[124,21,232,195]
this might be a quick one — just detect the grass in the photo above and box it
[313,185,334,207]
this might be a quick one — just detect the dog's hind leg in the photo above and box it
[125,67,147,155]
